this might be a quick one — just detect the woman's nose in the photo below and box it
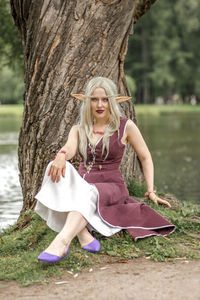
[97,99,103,106]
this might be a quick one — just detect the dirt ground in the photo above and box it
[0,258,200,300]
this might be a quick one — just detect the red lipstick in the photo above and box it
[96,110,104,114]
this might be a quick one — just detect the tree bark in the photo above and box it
[10,0,156,211]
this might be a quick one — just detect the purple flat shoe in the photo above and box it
[38,247,69,263]
[82,238,101,253]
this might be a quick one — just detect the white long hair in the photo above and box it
[78,77,122,165]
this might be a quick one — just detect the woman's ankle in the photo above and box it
[77,230,94,247]
[44,237,70,256]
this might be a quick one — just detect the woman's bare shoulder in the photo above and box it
[70,124,79,132]
[126,119,138,132]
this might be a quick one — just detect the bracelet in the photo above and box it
[55,150,68,160]
[144,190,157,197]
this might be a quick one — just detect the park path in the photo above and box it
[0,258,200,300]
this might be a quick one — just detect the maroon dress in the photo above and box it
[78,118,175,240]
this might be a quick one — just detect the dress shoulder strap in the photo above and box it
[119,117,129,139]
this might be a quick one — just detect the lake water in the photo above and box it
[137,112,200,203]
[0,117,22,231]
[0,111,199,231]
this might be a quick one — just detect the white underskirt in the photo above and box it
[35,161,121,236]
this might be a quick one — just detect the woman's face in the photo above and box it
[90,88,110,122]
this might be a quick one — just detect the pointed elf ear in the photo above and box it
[71,94,131,103]
[116,96,132,103]
[71,94,86,101]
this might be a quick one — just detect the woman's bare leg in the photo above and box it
[44,211,88,257]
[77,227,94,247]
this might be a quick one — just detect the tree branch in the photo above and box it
[133,0,157,23]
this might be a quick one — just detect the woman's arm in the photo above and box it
[125,120,171,207]
[48,125,79,182]
[58,125,79,160]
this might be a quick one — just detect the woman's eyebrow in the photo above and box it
[90,97,108,99]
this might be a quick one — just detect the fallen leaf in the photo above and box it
[117,259,132,264]
[162,236,170,240]
[67,271,73,275]
[55,281,69,285]
[100,266,109,270]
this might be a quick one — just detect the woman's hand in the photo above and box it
[148,192,171,208]
[48,154,66,183]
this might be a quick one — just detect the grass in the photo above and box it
[134,104,200,115]
[0,182,200,286]
[0,104,23,118]
[0,104,200,285]
[0,104,200,119]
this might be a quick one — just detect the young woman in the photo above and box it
[35,77,175,263]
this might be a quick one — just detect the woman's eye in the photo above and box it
[91,97,108,102]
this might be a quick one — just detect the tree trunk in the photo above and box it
[10,0,156,211]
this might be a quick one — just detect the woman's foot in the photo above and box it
[38,247,69,263]
[77,228,101,253]
[82,238,101,253]
[42,234,70,258]
[77,228,95,248]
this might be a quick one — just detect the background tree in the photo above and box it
[10,0,156,211]
[0,0,22,69]
[125,0,200,103]
[0,0,24,104]
[2,0,200,105]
